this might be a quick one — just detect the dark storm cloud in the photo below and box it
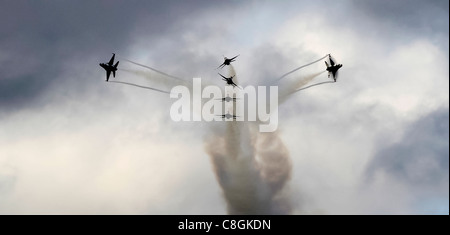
[366,108,449,190]
[352,0,448,30]
[0,0,225,112]
[351,0,449,50]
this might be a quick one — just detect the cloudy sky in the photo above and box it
[0,0,448,214]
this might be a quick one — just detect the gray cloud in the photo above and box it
[0,0,226,112]
[352,0,448,32]
[351,0,449,50]
[0,174,16,195]
[0,0,448,214]
[367,108,449,189]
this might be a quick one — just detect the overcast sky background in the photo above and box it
[0,0,448,214]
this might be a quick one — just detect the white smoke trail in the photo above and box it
[120,68,190,89]
[205,121,292,214]
[108,81,171,94]
[276,54,329,81]
[293,80,335,93]
[121,58,189,84]
[278,71,327,104]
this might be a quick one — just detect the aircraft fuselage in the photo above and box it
[326,64,342,73]
[225,114,234,119]
[223,59,232,65]
[224,78,239,88]
[222,113,237,119]
[99,63,117,72]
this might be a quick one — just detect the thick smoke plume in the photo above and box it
[204,121,292,214]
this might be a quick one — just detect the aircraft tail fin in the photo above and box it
[325,61,329,67]
[114,61,119,68]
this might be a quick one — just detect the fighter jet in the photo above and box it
[99,53,119,82]
[217,111,239,120]
[219,73,240,89]
[325,54,342,82]
[217,55,239,69]
[216,96,239,102]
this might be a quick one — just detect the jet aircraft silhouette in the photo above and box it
[219,73,240,89]
[325,54,342,82]
[217,55,239,69]
[99,53,119,82]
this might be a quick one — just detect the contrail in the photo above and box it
[120,67,192,94]
[294,80,335,93]
[120,58,189,83]
[108,81,171,94]
[276,54,329,81]
[277,71,327,105]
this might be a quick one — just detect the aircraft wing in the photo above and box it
[106,70,111,81]
[108,53,115,66]
[218,73,227,79]
[216,63,225,69]
[329,56,335,66]
[230,55,239,60]
[231,81,242,89]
